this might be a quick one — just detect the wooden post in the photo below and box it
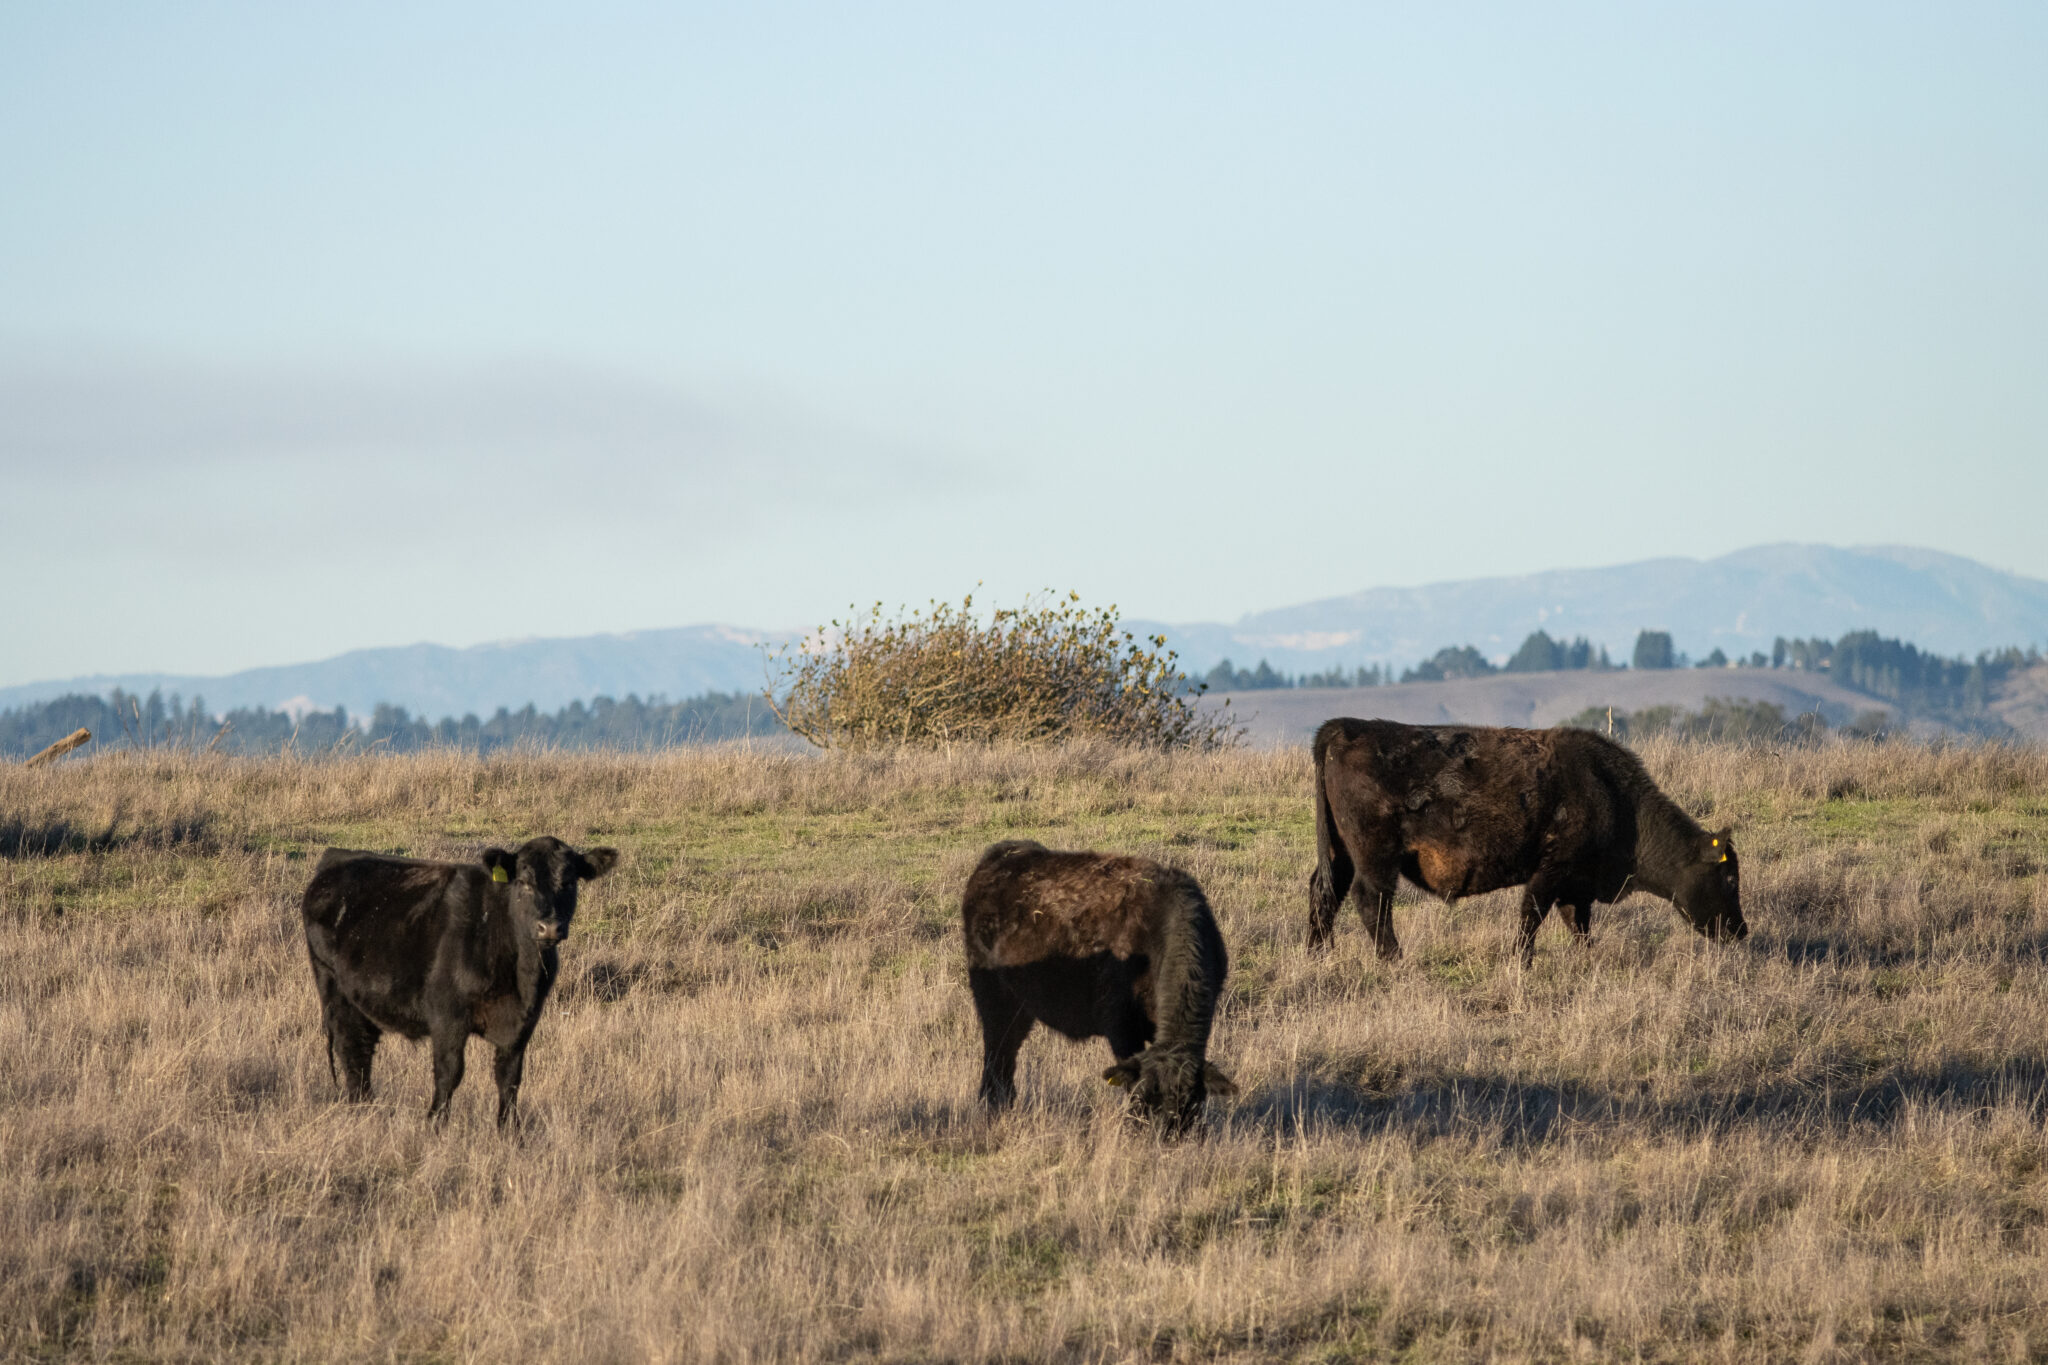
[25,728,92,768]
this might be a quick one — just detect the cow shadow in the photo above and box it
[560,959,641,1004]
[1231,1054,2048,1146]
[0,813,123,859]
[1773,932,2048,969]
[1776,935,1914,969]
[0,806,215,860]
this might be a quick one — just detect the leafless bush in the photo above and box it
[766,590,1241,750]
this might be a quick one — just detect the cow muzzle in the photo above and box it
[1705,915,1748,943]
[534,920,565,945]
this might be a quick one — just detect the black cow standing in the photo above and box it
[1310,718,1746,964]
[961,840,1236,1134]
[301,837,617,1126]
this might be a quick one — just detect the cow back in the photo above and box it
[962,843,1186,970]
[302,851,504,1040]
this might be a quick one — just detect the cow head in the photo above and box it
[1102,1050,1237,1135]
[481,837,619,945]
[1672,826,1746,943]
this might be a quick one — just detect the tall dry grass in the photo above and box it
[4,738,2048,1361]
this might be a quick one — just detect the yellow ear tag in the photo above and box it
[1719,852,1730,863]
[1711,838,1719,846]
[492,865,510,883]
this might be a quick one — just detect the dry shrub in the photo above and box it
[767,591,1240,750]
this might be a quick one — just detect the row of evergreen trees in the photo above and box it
[0,688,783,759]
[1279,629,2034,733]
[1409,628,1771,677]
[1205,630,1616,689]
[1403,633,1618,682]
[1563,698,1895,744]
[1770,632,2038,723]
[1201,659,1391,691]
[1203,629,2040,715]
[8,627,2039,757]
[358,693,780,752]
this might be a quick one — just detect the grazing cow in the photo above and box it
[301,837,618,1126]
[1309,718,1746,964]
[961,840,1236,1134]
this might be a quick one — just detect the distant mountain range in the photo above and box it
[1126,544,2048,677]
[0,625,776,722]
[7,544,2047,721]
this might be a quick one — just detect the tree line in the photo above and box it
[0,688,784,759]
[1562,698,1896,744]
[1766,631,2036,724]
[1201,627,2040,725]
[1203,630,1615,690]
[1201,659,1393,691]
[8,625,2039,758]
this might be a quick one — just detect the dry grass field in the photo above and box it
[5,738,2048,1362]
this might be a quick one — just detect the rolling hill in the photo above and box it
[0,625,775,722]
[1215,667,1899,749]
[7,544,2047,726]
[1128,544,2048,678]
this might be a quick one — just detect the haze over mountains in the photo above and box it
[1128,545,2048,677]
[8,545,2047,722]
[0,626,775,722]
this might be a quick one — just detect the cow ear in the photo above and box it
[1102,1059,1141,1089]
[579,847,619,880]
[1710,827,1734,864]
[482,848,516,883]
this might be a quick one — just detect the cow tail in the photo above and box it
[308,942,339,1092]
[1308,720,1346,943]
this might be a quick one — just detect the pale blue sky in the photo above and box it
[4,3,2045,684]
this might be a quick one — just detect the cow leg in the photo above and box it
[1094,954,1156,1063]
[1325,802,1399,958]
[315,973,380,1102]
[1516,890,1557,967]
[1308,846,1355,951]
[969,968,1035,1111]
[1103,993,1156,1063]
[1561,901,1592,944]
[426,1017,469,1125]
[492,1040,530,1130]
[1353,867,1402,961]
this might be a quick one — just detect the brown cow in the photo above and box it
[1309,718,1745,964]
[961,840,1236,1133]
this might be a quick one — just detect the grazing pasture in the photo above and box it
[4,739,2048,1361]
